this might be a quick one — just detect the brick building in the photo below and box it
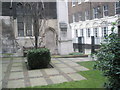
[68,0,120,54]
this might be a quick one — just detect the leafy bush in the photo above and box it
[27,48,51,69]
[94,26,120,89]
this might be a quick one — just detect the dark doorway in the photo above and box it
[118,25,120,37]
[78,37,84,53]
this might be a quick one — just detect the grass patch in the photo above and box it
[51,54,88,58]
[30,61,106,88]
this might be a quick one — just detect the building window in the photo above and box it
[72,0,76,7]
[75,30,78,37]
[72,14,75,22]
[17,16,24,37]
[25,16,32,36]
[80,29,84,37]
[103,5,109,16]
[115,1,120,14]
[78,0,82,4]
[75,13,78,22]
[85,11,89,20]
[94,28,98,37]
[78,12,82,21]
[93,7,99,18]
[86,28,90,37]
[102,27,108,37]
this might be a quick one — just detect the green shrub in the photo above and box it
[94,26,120,89]
[27,48,51,69]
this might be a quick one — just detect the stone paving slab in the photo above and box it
[11,66,23,72]
[44,69,59,76]
[7,79,25,88]
[66,62,80,67]
[71,58,91,62]
[50,75,68,84]
[9,72,24,80]
[59,67,76,74]
[0,81,2,90]
[3,57,91,88]
[54,63,68,68]
[12,60,23,63]
[2,60,10,64]
[12,63,23,67]
[2,72,5,79]
[74,66,89,71]
[51,60,61,64]
[2,63,8,67]
[2,66,7,73]
[61,60,73,63]
[67,73,86,81]
[30,77,47,87]
[28,70,43,78]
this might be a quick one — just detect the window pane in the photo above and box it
[17,16,24,37]
[94,28,98,37]
[86,28,90,37]
[18,22,24,30]
[80,29,84,36]
[26,17,32,36]
[115,1,120,14]
[18,30,24,36]
[76,30,78,37]
[103,5,108,16]
[102,27,108,37]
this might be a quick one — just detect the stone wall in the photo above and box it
[1,16,18,54]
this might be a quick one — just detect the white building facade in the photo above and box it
[69,1,120,54]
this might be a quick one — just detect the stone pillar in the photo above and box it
[13,19,18,38]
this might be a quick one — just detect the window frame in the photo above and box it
[17,16,24,37]
[115,1,120,14]
[86,28,90,37]
[80,29,84,37]
[25,16,32,36]
[78,0,82,4]
[72,14,75,23]
[93,28,98,37]
[103,5,109,17]
[75,29,78,37]
[72,0,76,7]
[93,7,99,19]
[102,27,108,37]
[85,11,89,20]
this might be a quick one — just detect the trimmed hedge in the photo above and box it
[27,48,51,69]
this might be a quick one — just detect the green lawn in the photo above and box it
[31,61,106,88]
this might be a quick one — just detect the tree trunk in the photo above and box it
[34,17,39,49]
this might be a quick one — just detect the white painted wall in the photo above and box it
[70,15,119,54]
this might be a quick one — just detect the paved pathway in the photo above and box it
[2,57,91,88]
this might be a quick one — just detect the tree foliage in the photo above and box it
[94,26,120,89]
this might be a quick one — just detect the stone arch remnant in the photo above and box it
[45,27,58,55]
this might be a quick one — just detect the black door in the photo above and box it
[78,37,84,53]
